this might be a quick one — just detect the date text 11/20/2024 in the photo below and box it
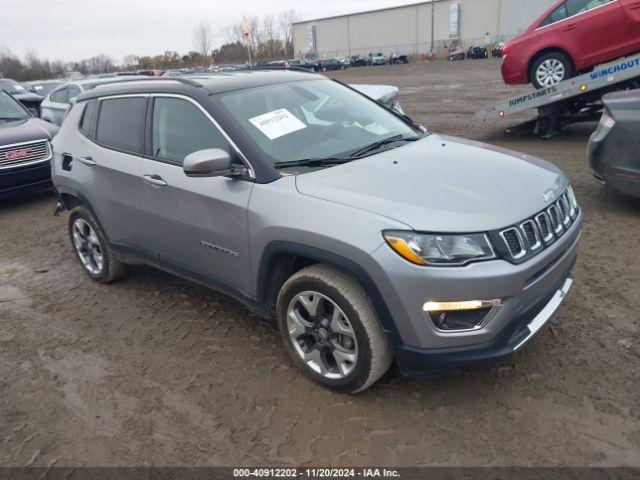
[233,468,401,478]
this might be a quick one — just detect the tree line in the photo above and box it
[0,10,299,81]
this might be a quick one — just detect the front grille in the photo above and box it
[535,212,553,242]
[500,228,526,259]
[499,187,579,261]
[0,140,51,170]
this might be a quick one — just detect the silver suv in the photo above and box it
[52,72,582,393]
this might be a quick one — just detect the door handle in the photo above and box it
[563,24,577,31]
[143,174,168,187]
[78,156,96,166]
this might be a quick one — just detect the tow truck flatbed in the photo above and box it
[476,52,640,137]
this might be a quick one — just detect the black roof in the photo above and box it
[77,69,321,102]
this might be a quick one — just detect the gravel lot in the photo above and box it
[1,59,638,467]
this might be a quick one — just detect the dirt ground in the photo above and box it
[1,59,639,468]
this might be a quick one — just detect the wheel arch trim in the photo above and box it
[257,241,399,334]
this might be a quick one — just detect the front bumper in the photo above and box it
[501,54,528,85]
[368,211,582,374]
[393,272,574,375]
[0,162,52,199]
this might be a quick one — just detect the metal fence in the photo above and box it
[311,34,517,60]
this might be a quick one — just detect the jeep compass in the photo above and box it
[51,72,582,393]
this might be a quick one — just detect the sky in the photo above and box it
[0,0,416,63]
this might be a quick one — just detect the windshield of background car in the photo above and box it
[217,79,417,164]
[0,80,28,95]
[32,82,63,96]
[0,91,29,120]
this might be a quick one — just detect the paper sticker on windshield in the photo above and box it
[249,109,306,140]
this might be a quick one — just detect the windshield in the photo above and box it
[31,82,63,96]
[0,80,28,95]
[0,91,30,120]
[216,79,419,165]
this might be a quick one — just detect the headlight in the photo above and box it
[383,231,496,266]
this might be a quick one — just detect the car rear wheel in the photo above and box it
[68,206,127,283]
[276,264,393,394]
[531,52,574,89]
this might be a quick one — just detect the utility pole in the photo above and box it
[430,0,435,54]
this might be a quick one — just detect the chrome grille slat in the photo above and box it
[520,220,542,251]
[0,139,51,170]
[500,188,579,260]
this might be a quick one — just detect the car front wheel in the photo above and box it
[531,52,574,89]
[276,264,393,393]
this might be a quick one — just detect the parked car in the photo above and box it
[27,80,65,97]
[41,76,145,126]
[467,45,488,59]
[0,79,44,116]
[502,0,640,89]
[350,55,367,67]
[587,89,640,198]
[448,46,466,61]
[318,58,347,71]
[492,41,505,58]
[289,59,318,71]
[52,71,581,393]
[389,53,409,64]
[369,52,387,65]
[137,69,165,77]
[0,90,58,199]
[268,60,291,68]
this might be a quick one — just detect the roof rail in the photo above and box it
[244,66,318,74]
[84,76,203,91]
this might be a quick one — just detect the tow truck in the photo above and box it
[476,52,640,138]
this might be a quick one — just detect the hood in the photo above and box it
[603,89,640,112]
[295,134,567,232]
[0,118,59,146]
[12,92,44,103]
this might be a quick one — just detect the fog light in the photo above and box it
[423,300,500,312]
[424,299,501,332]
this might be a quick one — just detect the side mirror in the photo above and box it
[28,107,39,117]
[183,148,248,178]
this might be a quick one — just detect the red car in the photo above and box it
[502,0,640,89]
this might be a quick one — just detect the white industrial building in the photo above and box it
[293,0,557,59]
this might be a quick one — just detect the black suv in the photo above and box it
[0,90,58,199]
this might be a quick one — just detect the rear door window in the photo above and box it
[96,97,147,154]
[150,97,230,165]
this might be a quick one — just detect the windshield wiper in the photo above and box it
[348,134,422,158]
[274,157,353,169]
[0,116,25,121]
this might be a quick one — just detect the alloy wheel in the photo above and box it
[286,291,358,379]
[72,218,104,275]
[536,59,566,87]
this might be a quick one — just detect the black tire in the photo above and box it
[530,52,574,89]
[276,264,393,394]
[68,205,127,284]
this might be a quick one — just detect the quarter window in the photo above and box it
[566,0,613,16]
[151,97,230,164]
[50,88,70,103]
[79,100,98,136]
[96,97,146,154]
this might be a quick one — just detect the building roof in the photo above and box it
[293,0,438,25]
